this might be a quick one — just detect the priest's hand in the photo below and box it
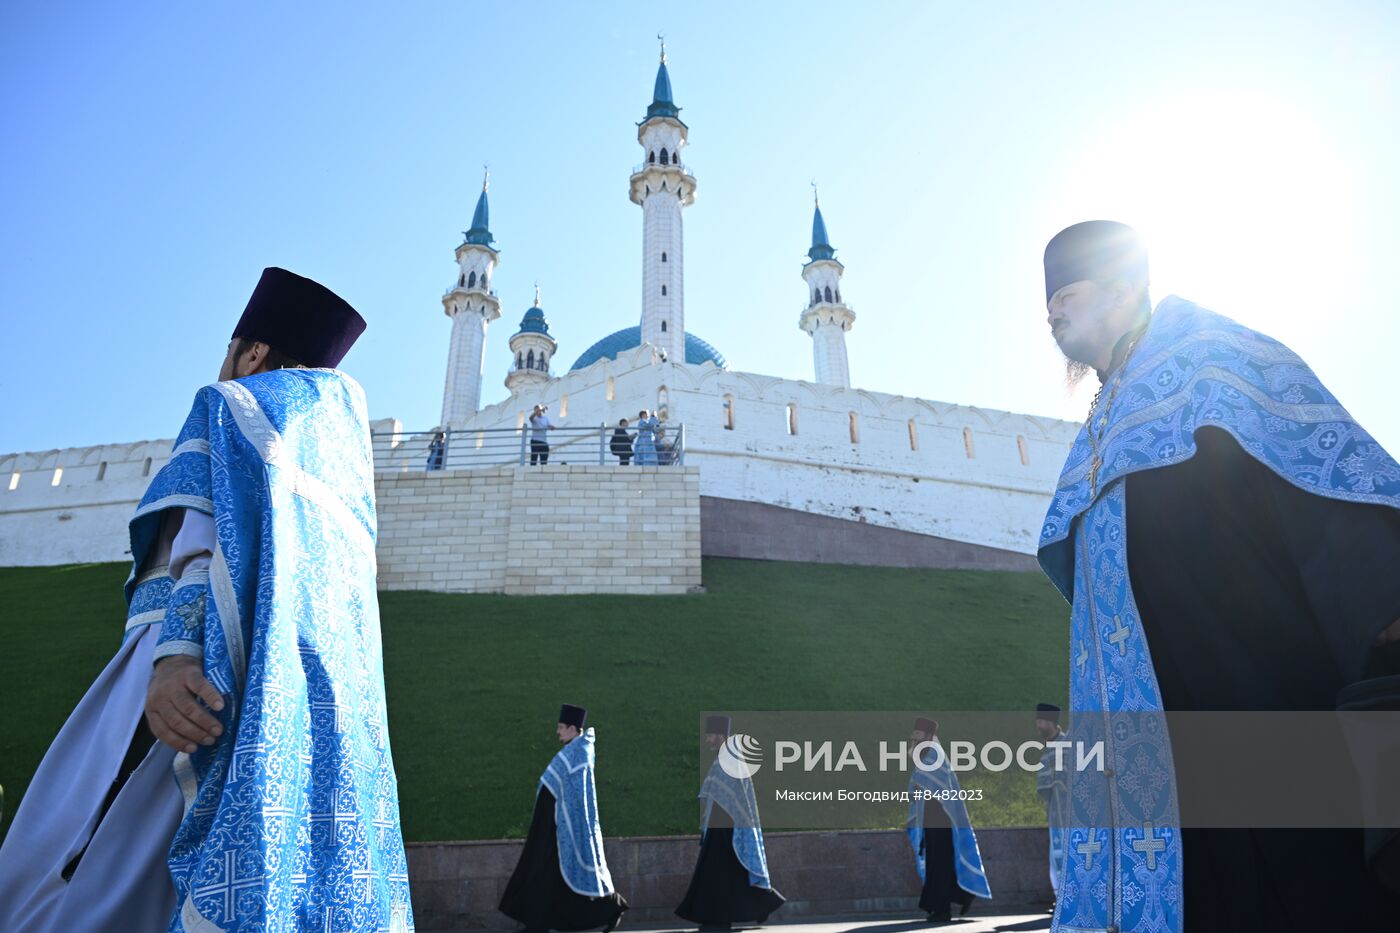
[146,656,225,754]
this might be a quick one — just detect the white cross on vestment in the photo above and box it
[1107,615,1132,656]
[1131,822,1166,870]
[310,699,350,733]
[192,850,265,922]
[229,741,266,781]
[1077,837,1103,871]
[1076,640,1089,672]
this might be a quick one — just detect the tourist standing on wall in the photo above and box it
[529,404,554,465]
[611,418,634,466]
[633,409,660,466]
[426,430,447,471]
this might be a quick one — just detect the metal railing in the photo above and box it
[374,423,686,473]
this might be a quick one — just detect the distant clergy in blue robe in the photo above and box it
[905,717,992,923]
[1033,703,1069,905]
[499,704,628,933]
[675,715,785,930]
[0,268,414,932]
[1038,221,1400,933]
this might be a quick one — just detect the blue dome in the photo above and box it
[569,326,726,371]
[516,305,549,335]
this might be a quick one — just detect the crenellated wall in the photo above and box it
[1,353,1079,569]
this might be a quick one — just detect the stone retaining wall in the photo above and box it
[407,827,1051,930]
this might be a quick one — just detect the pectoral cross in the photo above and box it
[1088,454,1102,495]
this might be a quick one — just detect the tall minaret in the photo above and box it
[440,170,502,427]
[798,189,856,387]
[628,39,695,364]
[505,285,557,394]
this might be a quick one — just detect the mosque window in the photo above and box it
[661,320,667,332]
[606,376,615,401]
[661,252,667,262]
[7,472,18,491]
[458,274,465,288]
[824,286,833,303]
[649,151,656,164]
[96,461,107,481]
[835,290,841,303]
[848,413,860,444]
[908,420,919,451]
[517,411,526,429]
[482,274,489,290]
[51,467,63,487]
[475,430,485,450]
[142,457,153,477]
[1018,435,1030,466]
[723,394,735,430]
[814,289,821,305]
[661,285,667,296]
[660,148,669,165]
[526,350,535,370]
[786,403,798,436]
[516,353,523,370]
[560,395,569,417]
[963,428,975,459]
[468,271,476,288]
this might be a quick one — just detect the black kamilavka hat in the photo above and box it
[231,267,366,369]
[559,704,588,729]
[1043,220,1149,305]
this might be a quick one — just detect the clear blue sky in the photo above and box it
[3,1,1397,453]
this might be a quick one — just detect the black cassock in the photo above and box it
[498,788,628,932]
[917,794,974,917]
[675,804,785,926]
[1124,426,1400,932]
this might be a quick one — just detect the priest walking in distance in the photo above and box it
[905,717,992,923]
[0,268,414,931]
[675,715,785,930]
[499,704,628,933]
[1037,220,1400,933]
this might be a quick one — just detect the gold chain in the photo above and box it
[1086,330,1146,497]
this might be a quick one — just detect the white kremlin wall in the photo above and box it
[437,347,1081,555]
[1,350,1080,569]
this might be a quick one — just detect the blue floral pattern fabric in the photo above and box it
[129,368,412,932]
[1037,297,1400,933]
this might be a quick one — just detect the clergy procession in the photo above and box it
[2,216,1397,932]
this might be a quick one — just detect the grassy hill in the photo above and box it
[0,558,1068,842]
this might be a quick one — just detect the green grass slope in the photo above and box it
[0,558,1068,842]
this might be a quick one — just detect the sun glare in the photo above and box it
[1047,92,1358,337]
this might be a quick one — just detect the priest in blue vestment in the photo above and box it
[905,717,992,923]
[1038,221,1400,933]
[675,715,785,930]
[499,704,628,933]
[1034,703,1070,911]
[0,268,414,932]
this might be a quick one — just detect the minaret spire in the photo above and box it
[439,171,502,426]
[799,190,855,387]
[630,44,694,364]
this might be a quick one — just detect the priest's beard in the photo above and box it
[1064,355,1092,390]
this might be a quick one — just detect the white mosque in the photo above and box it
[0,48,1080,571]
[425,48,1080,560]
